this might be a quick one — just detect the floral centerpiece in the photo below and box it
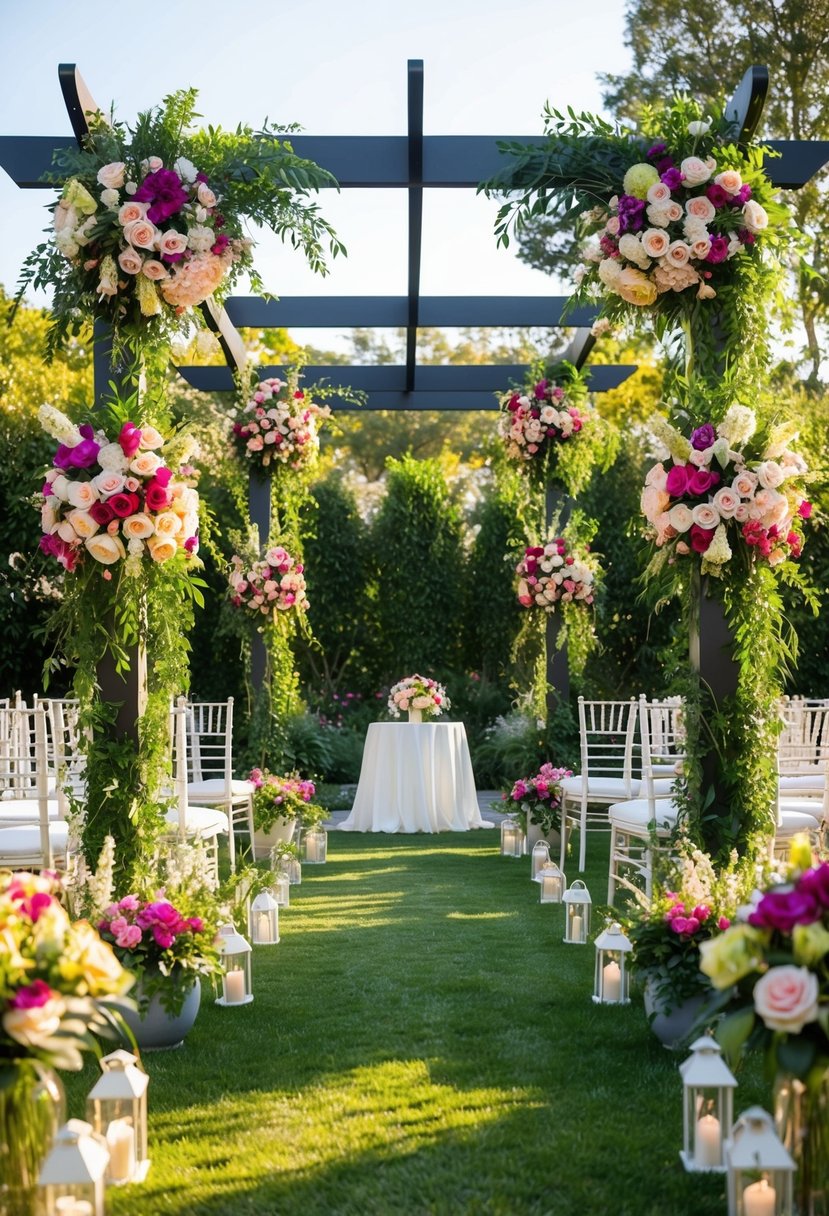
[0,871,134,1213]
[387,675,450,720]
[248,770,324,834]
[699,842,829,1211]
[228,543,309,622]
[38,402,200,576]
[516,536,597,611]
[641,405,812,578]
[503,762,572,836]
[232,375,331,472]
[15,88,343,356]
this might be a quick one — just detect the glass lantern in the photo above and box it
[250,891,280,945]
[38,1119,108,1215]
[215,922,254,1006]
[592,921,632,1004]
[538,861,566,904]
[562,880,591,944]
[280,854,302,885]
[531,839,551,881]
[86,1049,149,1184]
[270,868,290,908]
[680,1035,736,1172]
[500,818,524,858]
[303,826,327,864]
[726,1107,795,1216]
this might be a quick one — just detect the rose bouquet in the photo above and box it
[641,405,812,578]
[15,88,343,355]
[503,762,572,836]
[228,544,309,622]
[516,536,597,611]
[37,403,200,576]
[499,378,584,461]
[248,770,324,833]
[387,675,450,719]
[232,376,331,471]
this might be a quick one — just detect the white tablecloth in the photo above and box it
[338,722,493,833]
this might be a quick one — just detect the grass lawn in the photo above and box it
[66,829,764,1215]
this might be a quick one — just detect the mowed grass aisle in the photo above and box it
[70,831,761,1215]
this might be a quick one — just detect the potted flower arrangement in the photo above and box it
[232,374,331,473]
[249,770,323,859]
[699,840,829,1211]
[503,762,572,845]
[387,675,450,723]
[622,844,752,1050]
[0,870,134,1214]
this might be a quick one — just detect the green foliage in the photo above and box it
[370,455,465,680]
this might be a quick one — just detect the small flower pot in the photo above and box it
[252,816,297,861]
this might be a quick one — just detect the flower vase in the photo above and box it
[121,974,202,1051]
[642,974,706,1051]
[0,1061,65,1216]
[775,1070,829,1215]
[408,708,423,724]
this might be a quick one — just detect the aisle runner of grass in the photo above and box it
[69,832,762,1215]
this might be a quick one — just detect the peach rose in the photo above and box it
[692,503,720,529]
[645,462,668,491]
[118,201,148,226]
[41,499,60,531]
[146,535,178,563]
[686,195,716,223]
[122,513,155,540]
[92,470,125,497]
[616,267,657,306]
[158,230,189,258]
[66,480,100,510]
[641,228,670,258]
[118,248,143,275]
[140,156,164,175]
[605,215,620,236]
[129,451,163,477]
[124,219,158,250]
[196,182,217,208]
[66,509,100,540]
[153,511,182,537]
[756,460,785,490]
[138,425,165,450]
[732,470,759,497]
[96,161,126,190]
[665,201,683,222]
[753,965,819,1033]
[666,241,691,267]
[712,487,740,518]
[141,259,168,280]
[742,200,769,233]
[85,534,126,565]
[53,201,77,233]
[680,156,712,186]
[690,238,712,260]
[714,169,743,194]
[641,485,670,523]
[646,181,672,205]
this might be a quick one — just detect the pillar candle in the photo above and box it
[255,912,271,944]
[571,914,583,941]
[224,969,246,1004]
[602,960,621,1001]
[694,1113,721,1167]
[743,1178,776,1216]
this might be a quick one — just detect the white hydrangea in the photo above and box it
[717,404,757,448]
[97,442,129,471]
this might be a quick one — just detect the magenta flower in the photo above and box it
[660,167,683,190]
[689,524,715,553]
[706,184,732,208]
[151,925,176,949]
[706,236,730,264]
[118,894,140,912]
[798,862,829,909]
[118,421,143,458]
[749,886,821,933]
[665,463,691,497]
[10,979,55,1010]
[690,424,716,451]
[687,468,720,496]
[799,501,812,519]
[133,168,189,224]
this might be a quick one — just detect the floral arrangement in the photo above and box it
[504,762,572,836]
[37,402,200,576]
[623,844,751,1013]
[516,536,597,611]
[0,870,133,1072]
[248,770,324,834]
[228,543,309,622]
[387,674,450,719]
[15,88,343,356]
[232,375,331,471]
[641,405,812,578]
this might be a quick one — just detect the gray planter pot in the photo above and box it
[642,974,705,1051]
[122,977,201,1051]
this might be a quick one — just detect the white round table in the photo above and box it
[338,721,493,833]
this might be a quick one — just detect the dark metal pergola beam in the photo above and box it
[406,60,423,393]
[220,295,597,328]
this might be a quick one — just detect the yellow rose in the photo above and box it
[146,535,178,564]
[67,920,131,996]
[789,833,814,872]
[616,268,658,307]
[622,162,660,200]
[699,924,768,990]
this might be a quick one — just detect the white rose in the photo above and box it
[692,503,720,529]
[50,474,70,501]
[173,157,198,183]
[680,157,712,186]
[96,161,126,190]
[668,503,694,532]
[85,534,126,565]
[196,182,217,208]
[66,480,100,510]
[92,470,125,496]
[742,200,769,233]
[756,460,785,490]
[138,425,165,450]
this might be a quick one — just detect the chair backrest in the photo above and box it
[172,702,192,841]
[777,701,829,823]
[638,696,685,807]
[36,697,86,801]
[184,699,234,787]
[0,705,52,867]
[576,697,639,796]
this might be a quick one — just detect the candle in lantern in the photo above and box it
[602,960,621,1002]
[306,835,320,863]
[224,969,246,1004]
[743,1178,776,1216]
[55,1199,94,1215]
[694,1113,722,1167]
[255,912,271,944]
[106,1116,136,1182]
[571,914,583,941]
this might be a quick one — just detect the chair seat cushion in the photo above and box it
[608,798,679,831]
[779,773,825,793]
[562,775,675,802]
[0,799,62,824]
[165,806,228,837]
[186,779,254,802]
[0,821,70,856]
[777,809,821,834]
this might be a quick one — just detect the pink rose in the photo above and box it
[196,182,217,208]
[646,181,672,205]
[118,248,143,275]
[692,503,720,530]
[666,240,691,267]
[712,487,740,518]
[158,230,189,258]
[685,195,716,223]
[124,219,158,249]
[753,965,819,1033]
[641,228,670,258]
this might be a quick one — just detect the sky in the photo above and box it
[0,0,634,352]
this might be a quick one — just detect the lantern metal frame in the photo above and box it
[38,1119,109,1216]
[215,922,254,1006]
[500,818,524,858]
[86,1048,150,1185]
[538,861,566,904]
[531,838,551,881]
[592,921,632,1004]
[303,826,328,864]
[250,890,280,945]
[271,868,291,908]
[726,1106,795,1215]
[562,879,591,944]
[680,1035,737,1173]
